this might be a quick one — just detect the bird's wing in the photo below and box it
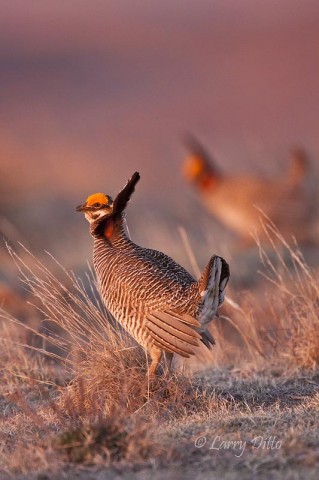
[146,310,201,357]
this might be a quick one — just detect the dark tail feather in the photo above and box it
[198,255,230,326]
[200,329,215,349]
[113,172,140,216]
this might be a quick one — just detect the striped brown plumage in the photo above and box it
[77,172,230,376]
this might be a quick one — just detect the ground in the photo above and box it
[1,363,319,479]
[1,229,319,479]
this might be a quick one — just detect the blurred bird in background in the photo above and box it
[183,135,318,248]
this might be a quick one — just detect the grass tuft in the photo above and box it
[1,222,319,477]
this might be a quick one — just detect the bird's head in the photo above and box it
[183,153,208,182]
[76,193,113,223]
[182,135,221,189]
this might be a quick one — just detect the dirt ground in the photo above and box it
[1,366,319,480]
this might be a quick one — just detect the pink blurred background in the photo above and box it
[0,0,319,274]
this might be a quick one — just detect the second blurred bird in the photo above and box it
[183,136,318,247]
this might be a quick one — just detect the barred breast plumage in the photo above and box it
[77,172,230,376]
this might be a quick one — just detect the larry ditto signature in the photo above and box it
[194,435,282,457]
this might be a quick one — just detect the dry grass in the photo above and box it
[255,217,319,370]
[0,222,319,479]
[201,216,319,375]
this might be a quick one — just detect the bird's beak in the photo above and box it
[76,204,87,212]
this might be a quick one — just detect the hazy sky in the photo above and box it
[1,0,319,202]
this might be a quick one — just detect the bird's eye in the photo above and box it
[93,203,101,208]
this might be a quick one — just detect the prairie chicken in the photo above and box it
[183,136,317,246]
[77,173,230,377]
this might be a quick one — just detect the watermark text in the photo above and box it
[194,435,282,457]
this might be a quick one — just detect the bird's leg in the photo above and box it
[163,351,174,378]
[148,347,162,378]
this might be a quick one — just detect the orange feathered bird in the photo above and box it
[183,136,318,246]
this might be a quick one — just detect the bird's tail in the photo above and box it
[197,255,230,348]
[200,328,216,349]
[288,148,310,187]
